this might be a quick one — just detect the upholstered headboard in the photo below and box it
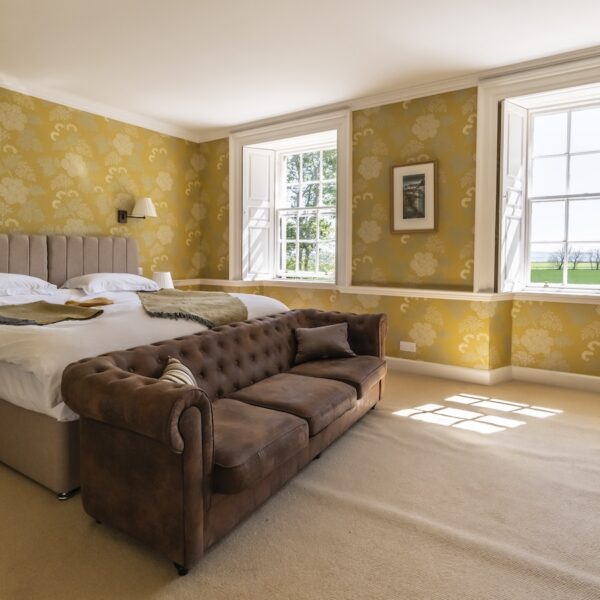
[0,234,139,287]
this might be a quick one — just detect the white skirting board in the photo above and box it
[386,357,600,393]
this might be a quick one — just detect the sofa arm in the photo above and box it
[306,310,387,358]
[62,357,213,457]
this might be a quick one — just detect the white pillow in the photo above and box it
[0,273,58,296]
[62,273,159,295]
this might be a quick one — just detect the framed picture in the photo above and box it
[391,161,437,233]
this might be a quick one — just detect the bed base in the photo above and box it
[0,397,79,497]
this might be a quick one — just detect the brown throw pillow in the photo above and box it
[294,322,356,365]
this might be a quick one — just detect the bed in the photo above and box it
[0,233,288,498]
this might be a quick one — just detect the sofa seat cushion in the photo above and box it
[230,373,356,436]
[288,355,386,398]
[212,398,308,494]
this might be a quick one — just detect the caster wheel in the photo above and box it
[174,562,189,576]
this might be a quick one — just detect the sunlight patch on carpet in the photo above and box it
[394,392,561,435]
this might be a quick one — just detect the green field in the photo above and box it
[531,262,600,284]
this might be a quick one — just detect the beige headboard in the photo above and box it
[0,234,139,287]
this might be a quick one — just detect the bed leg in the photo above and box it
[173,562,189,576]
[57,489,79,501]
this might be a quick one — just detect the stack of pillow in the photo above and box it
[0,272,160,297]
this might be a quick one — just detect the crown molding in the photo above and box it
[196,45,600,144]
[4,45,600,146]
[194,76,477,145]
[477,44,600,83]
[0,75,201,142]
[349,74,479,111]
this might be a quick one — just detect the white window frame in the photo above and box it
[275,143,337,281]
[229,111,351,287]
[525,102,600,291]
[475,55,600,295]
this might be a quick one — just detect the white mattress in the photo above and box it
[0,290,288,421]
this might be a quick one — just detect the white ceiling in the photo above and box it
[1,0,600,141]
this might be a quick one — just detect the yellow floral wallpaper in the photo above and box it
[198,283,506,370]
[193,138,230,278]
[191,86,597,379]
[200,285,598,377]
[0,86,205,279]
[192,90,478,289]
[352,88,477,289]
[1,85,596,379]
[511,301,600,377]
[489,300,513,370]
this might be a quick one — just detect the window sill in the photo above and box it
[255,278,337,289]
[515,287,600,304]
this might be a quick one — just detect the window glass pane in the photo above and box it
[322,182,336,206]
[282,214,297,240]
[301,183,319,207]
[530,201,565,242]
[302,152,320,181]
[532,112,567,156]
[318,243,335,276]
[319,213,336,241]
[299,214,317,239]
[285,242,297,272]
[298,243,316,271]
[569,153,600,194]
[530,156,567,196]
[570,107,600,153]
[567,243,600,285]
[568,199,600,241]
[286,154,300,183]
[323,149,337,179]
[529,242,565,284]
[286,185,299,208]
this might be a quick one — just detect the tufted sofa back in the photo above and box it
[74,309,386,403]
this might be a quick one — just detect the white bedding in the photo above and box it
[0,290,288,421]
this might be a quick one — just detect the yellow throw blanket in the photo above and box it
[138,289,248,328]
[0,301,103,326]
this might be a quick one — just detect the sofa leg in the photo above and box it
[174,562,189,577]
[57,489,78,501]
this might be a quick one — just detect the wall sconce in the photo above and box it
[117,197,157,223]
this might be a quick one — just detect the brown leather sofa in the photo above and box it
[62,308,387,575]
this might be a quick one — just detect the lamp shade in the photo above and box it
[152,271,174,289]
[131,197,157,218]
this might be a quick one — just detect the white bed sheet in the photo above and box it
[0,290,288,421]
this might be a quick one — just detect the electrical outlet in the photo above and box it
[400,341,416,352]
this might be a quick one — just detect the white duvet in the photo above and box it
[0,290,288,421]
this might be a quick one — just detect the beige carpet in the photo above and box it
[1,373,600,600]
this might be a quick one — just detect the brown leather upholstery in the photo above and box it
[212,398,308,494]
[230,373,356,436]
[61,308,387,572]
[62,360,213,456]
[289,355,387,398]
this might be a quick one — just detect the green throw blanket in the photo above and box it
[0,301,103,326]
[138,289,248,328]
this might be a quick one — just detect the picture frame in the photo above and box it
[390,161,437,233]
